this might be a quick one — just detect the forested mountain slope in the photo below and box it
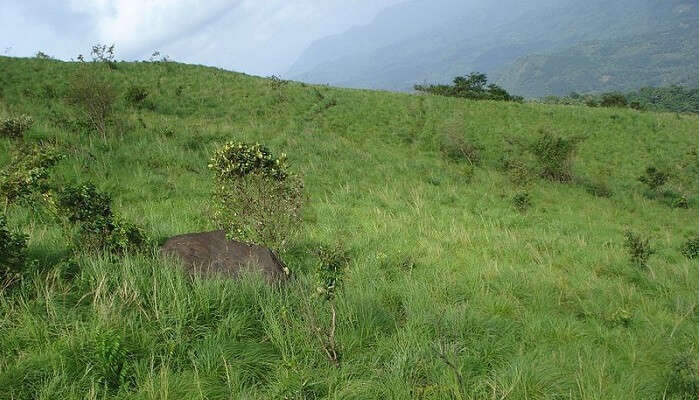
[289,0,698,96]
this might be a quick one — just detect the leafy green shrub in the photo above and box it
[314,244,351,299]
[58,184,112,226]
[639,166,669,191]
[512,191,532,212]
[42,84,57,99]
[672,194,689,209]
[578,175,613,198]
[93,332,132,392]
[0,144,64,208]
[530,132,579,182]
[501,157,535,186]
[415,73,522,102]
[0,216,27,289]
[268,75,289,102]
[124,85,148,106]
[209,142,289,181]
[600,92,628,108]
[209,142,304,252]
[57,183,148,253]
[681,236,698,259]
[440,132,482,165]
[66,69,117,139]
[0,114,34,138]
[629,101,644,111]
[623,230,655,268]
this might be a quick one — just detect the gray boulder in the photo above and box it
[160,230,289,283]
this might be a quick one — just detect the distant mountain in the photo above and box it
[288,0,698,97]
[498,25,699,97]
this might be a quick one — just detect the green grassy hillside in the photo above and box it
[1,57,697,399]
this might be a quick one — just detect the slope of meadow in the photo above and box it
[0,57,697,399]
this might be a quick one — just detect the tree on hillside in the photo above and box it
[415,73,523,102]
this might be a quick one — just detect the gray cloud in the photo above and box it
[0,0,404,76]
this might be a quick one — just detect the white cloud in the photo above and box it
[65,0,242,58]
[0,0,404,75]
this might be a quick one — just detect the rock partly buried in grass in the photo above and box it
[160,230,289,283]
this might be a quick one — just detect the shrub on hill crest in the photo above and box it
[415,73,523,102]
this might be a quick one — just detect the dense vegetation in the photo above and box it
[0,56,697,399]
[538,86,699,114]
[415,73,522,102]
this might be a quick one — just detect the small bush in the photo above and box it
[0,216,28,289]
[530,132,579,182]
[268,75,289,102]
[124,85,149,106]
[440,132,482,165]
[681,236,698,259]
[672,195,689,209]
[0,114,34,138]
[35,51,53,60]
[600,92,628,108]
[314,244,351,299]
[501,157,535,186]
[639,166,669,191]
[66,69,117,139]
[512,191,532,212]
[57,183,148,253]
[209,142,304,252]
[629,101,644,111]
[623,230,655,268]
[42,84,57,99]
[0,144,64,207]
[94,332,133,392]
[58,183,113,226]
[578,175,613,198]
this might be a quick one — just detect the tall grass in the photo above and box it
[0,56,697,399]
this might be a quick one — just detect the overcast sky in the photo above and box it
[0,0,404,76]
